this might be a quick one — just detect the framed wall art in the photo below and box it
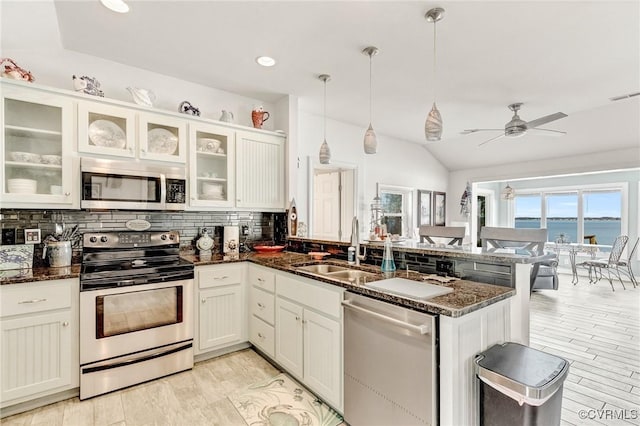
[433,191,446,226]
[417,190,432,226]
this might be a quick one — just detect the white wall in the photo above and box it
[297,111,449,237]
[1,2,276,130]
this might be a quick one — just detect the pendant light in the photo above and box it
[318,74,331,164]
[362,46,379,154]
[425,7,444,142]
[502,183,515,200]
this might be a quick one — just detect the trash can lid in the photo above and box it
[475,342,569,401]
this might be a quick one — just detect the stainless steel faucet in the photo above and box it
[351,216,366,265]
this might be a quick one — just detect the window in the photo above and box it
[515,195,542,229]
[378,184,413,237]
[512,185,625,246]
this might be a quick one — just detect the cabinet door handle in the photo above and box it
[213,276,229,280]
[257,332,264,339]
[257,278,265,282]
[302,319,307,324]
[18,298,47,304]
[128,147,134,153]
[62,321,69,327]
[295,316,300,321]
[64,192,71,196]
[257,302,265,309]
[201,298,206,303]
[141,148,146,154]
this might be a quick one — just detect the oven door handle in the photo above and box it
[81,341,192,374]
[160,173,167,208]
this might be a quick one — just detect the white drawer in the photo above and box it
[198,264,243,289]
[250,286,275,325]
[276,273,343,319]
[248,265,275,293]
[1,278,73,317]
[250,315,275,358]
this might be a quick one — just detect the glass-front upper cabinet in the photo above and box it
[138,111,187,164]
[1,82,76,207]
[77,100,136,158]
[188,122,235,209]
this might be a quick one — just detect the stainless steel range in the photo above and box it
[79,230,194,400]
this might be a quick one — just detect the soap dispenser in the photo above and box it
[381,235,396,273]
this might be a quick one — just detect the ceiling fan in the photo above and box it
[462,103,568,146]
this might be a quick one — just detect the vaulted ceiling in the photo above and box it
[4,1,640,171]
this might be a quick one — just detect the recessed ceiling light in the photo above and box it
[256,56,276,67]
[100,0,130,13]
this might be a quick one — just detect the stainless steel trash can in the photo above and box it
[475,342,569,426]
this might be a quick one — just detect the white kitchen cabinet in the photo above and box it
[188,122,235,209]
[1,81,77,208]
[274,272,343,410]
[194,264,247,355]
[235,130,285,210]
[77,100,136,158]
[0,278,79,408]
[138,111,187,163]
[248,265,276,357]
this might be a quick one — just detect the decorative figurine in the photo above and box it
[251,106,270,129]
[1,58,34,82]
[72,75,104,97]
[219,110,234,123]
[179,100,200,116]
[127,87,155,107]
[196,228,214,257]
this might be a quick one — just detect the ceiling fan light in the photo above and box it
[364,124,377,154]
[425,103,443,141]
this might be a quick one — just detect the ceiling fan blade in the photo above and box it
[527,128,567,137]
[478,133,506,146]
[461,129,504,135]
[525,112,567,129]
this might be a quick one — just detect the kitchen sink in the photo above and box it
[296,264,351,274]
[324,270,377,280]
[294,264,378,282]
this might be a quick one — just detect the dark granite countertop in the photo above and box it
[2,252,514,318]
[288,236,556,264]
[183,251,515,318]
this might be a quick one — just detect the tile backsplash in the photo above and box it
[1,209,286,266]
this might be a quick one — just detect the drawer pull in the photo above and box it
[257,302,265,309]
[62,321,69,327]
[18,298,47,304]
[213,276,229,280]
[257,278,265,282]
[257,332,264,339]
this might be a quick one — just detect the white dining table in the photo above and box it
[545,242,611,284]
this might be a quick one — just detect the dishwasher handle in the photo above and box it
[342,300,431,335]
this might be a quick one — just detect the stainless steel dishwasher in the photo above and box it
[342,292,438,426]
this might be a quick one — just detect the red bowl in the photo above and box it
[253,245,285,253]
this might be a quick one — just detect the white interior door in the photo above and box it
[313,171,341,240]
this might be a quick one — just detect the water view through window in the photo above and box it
[514,190,621,246]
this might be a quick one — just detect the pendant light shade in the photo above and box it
[318,74,331,164]
[502,183,515,200]
[362,46,379,154]
[425,7,444,142]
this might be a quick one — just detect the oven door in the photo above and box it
[80,278,193,365]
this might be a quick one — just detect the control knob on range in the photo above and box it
[100,236,108,243]
[90,236,97,243]
[161,234,168,240]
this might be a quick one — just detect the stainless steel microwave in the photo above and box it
[80,158,186,211]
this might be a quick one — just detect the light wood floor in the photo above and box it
[530,273,640,426]
[2,349,280,426]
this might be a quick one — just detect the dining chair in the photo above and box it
[579,235,629,291]
[419,225,466,246]
[614,237,638,288]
